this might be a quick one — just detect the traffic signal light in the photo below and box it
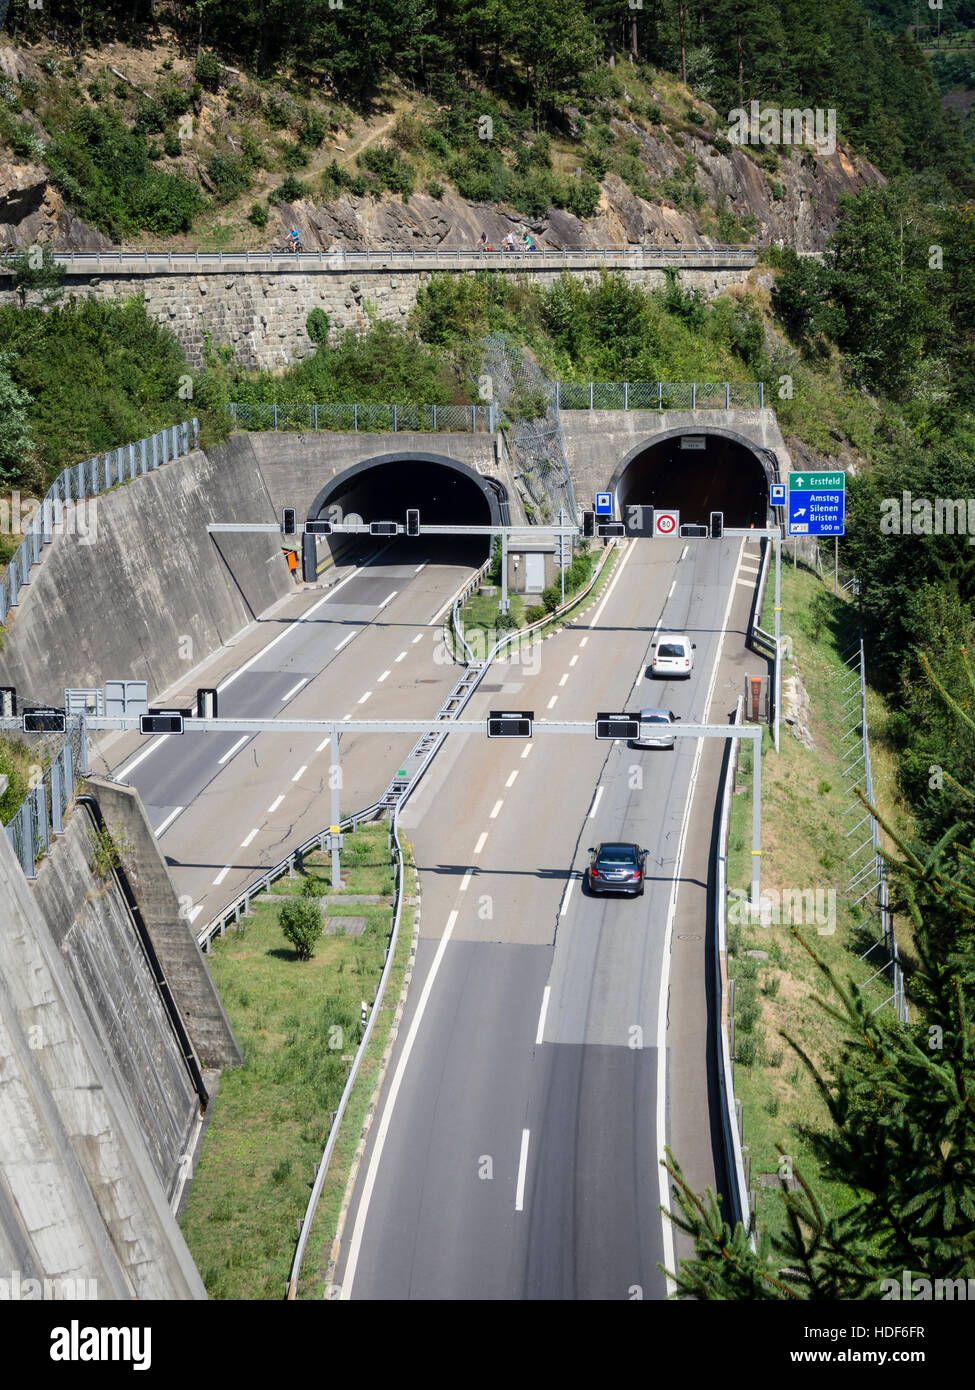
[282,508,297,535]
[370,521,398,536]
[710,511,724,539]
[487,710,533,737]
[597,522,625,538]
[406,509,420,537]
[22,708,66,733]
[305,519,331,534]
[140,711,185,735]
[582,510,595,539]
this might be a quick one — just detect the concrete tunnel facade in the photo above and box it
[607,426,775,530]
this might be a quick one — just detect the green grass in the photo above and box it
[723,558,913,1243]
[179,823,397,1299]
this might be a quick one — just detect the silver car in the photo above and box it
[631,708,680,749]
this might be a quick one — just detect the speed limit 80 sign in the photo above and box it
[653,510,679,538]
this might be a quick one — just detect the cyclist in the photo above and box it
[289,227,302,253]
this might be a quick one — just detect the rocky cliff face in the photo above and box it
[0,160,113,251]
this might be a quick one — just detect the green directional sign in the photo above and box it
[788,470,845,490]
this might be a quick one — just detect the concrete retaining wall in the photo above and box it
[0,816,207,1298]
[0,435,291,707]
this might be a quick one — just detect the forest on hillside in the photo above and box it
[2,0,971,187]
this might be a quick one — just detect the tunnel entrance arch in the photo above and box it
[608,427,776,530]
[308,451,507,529]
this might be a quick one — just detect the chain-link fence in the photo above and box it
[555,381,765,410]
[482,333,577,524]
[226,402,496,433]
[4,721,88,880]
[0,420,199,626]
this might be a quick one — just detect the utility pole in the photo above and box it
[329,722,342,888]
[773,531,781,754]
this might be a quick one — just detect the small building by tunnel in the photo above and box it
[611,428,773,529]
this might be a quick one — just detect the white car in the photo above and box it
[650,633,695,679]
[631,708,681,749]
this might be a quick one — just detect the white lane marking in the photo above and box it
[115,734,169,781]
[559,877,574,917]
[579,636,589,648]
[739,565,760,574]
[535,986,551,1046]
[213,864,232,885]
[267,795,284,813]
[559,673,569,687]
[414,562,428,574]
[668,580,676,599]
[187,904,203,924]
[342,909,460,1298]
[515,1130,530,1212]
[335,632,356,651]
[412,633,424,644]
[459,869,473,892]
[153,806,183,836]
[588,785,604,820]
[342,713,352,721]
[240,828,259,847]
[474,832,488,854]
[490,799,504,819]
[505,770,518,788]
[358,691,372,705]
[547,695,558,709]
[521,744,533,759]
[589,540,636,628]
[377,670,390,683]
[218,735,248,765]
[736,577,757,588]
[378,590,398,611]
[281,677,309,702]
[395,651,407,662]
[680,545,688,561]
[316,737,331,752]
[292,764,308,782]
[655,537,744,1295]
[569,654,579,666]
[216,559,378,696]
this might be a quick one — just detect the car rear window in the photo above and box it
[658,643,686,658]
[597,846,637,866]
[645,714,670,724]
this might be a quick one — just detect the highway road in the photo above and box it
[332,533,764,1299]
[93,537,487,925]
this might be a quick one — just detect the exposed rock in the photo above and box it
[781,658,816,750]
[0,160,112,252]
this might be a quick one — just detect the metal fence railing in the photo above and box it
[0,419,200,627]
[4,722,89,879]
[555,381,765,411]
[226,402,496,434]
[841,635,907,1022]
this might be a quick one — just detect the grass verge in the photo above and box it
[723,557,913,1244]
[179,822,399,1299]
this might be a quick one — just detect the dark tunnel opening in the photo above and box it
[309,455,499,569]
[616,434,770,529]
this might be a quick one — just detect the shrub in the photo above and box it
[281,141,310,170]
[113,80,130,100]
[542,583,561,613]
[306,307,330,344]
[264,94,291,129]
[771,179,784,200]
[300,109,327,147]
[163,128,182,158]
[391,111,421,149]
[510,169,555,218]
[279,898,323,961]
[427,180,445,200]
[645,103,663,124]
[157,81,192,121]
[134,99,166,134]
[194,53,222,93]
[525,604,547,624]
[685,107,706,125]
[271,173,306,204]
[712,135,733,155]
[239,129,263,168]
[208,152,251,202]
[248,201,268,226]
[357,143,415,198]
[561,174,601,219]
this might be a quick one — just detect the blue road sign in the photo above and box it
[788,484,845,535]
[770,483,786,505]
[595,492,613,515]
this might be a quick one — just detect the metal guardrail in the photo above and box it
[555,381,765,411]
[841,635,907,1022]
[4,722,89,879]
[714,695,752,1231]
[0,419,199,626]
[40,247,758,275]
[226,402,496,433]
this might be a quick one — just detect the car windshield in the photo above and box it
[597,846,637,867]
[658,643,685,658]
